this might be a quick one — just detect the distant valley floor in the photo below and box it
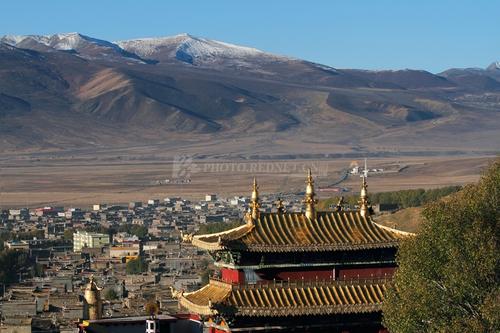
[0,153,494,208]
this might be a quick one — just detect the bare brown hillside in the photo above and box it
[0,34,499,156]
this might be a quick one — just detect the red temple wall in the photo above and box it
[337,267,395,279]
[274,269,335,281]
[208,328,227,333]
[220,266,395,284]
[174,313,200,321]
[220,268,245,283]
[259,267,395,282]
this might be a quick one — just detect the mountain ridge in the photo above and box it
[0,32,499,156]
[2,32,497,73]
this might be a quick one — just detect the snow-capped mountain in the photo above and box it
[1,31,500,154]
[1,33,145,62]
[438,61,500,90]
[118,33,262,58]
[2,32,334,75]
[3,32,94,50]
[1,35,28,45]
[486,61,500,71]
[117,33,288,67]
[3,33,109,50]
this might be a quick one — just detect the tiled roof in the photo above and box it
[179,279,388,317]
[192,211,411,252]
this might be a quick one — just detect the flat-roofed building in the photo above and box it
[205,194,217,202]
[110,245,140,260]
[73,230,110,252]
[4,240,29,251]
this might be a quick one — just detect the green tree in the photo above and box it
[318,185,462,210]
[63,228,74,241]
[197,220,243,235]
[32,263,44,277]
[145,300,159,316]
[200,258,210,270]
[0,250,32,284]
[104,288,119,300]
[16,230,45,240]
[200,267,214,286]
[118,224,148,238]
[0,231,12,251]
[383,160,500,332]
[84,224,109,234]
[129,225,148,238]
[126,256,148,274]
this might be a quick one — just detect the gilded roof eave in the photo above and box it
[191,211,412,253]
[192,223,253,251]
[231,241,401,252]
[179,279,232,316]
[179,279,388,317]
[372,221,414,236]
[236,304,382,317]
[179,296,216,316]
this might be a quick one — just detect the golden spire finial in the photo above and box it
[334,196,345,212]
[306,168,314,194]
[359,175,371,217]
[250,177,260,220]
[251,177,258,201]
[84,275,102,320]
[307,168,313,181]
[276,198,286,214]
[303,168,317,219]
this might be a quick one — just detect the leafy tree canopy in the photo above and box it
[197,220,243,235]
[0,250,33,284]
[118,224,148,238]
[104,288,119,300]
[383,160,500,332]
[126,256,148,275]
[319,185,461,210]
[63,228,74,241]
[82,224,109,234]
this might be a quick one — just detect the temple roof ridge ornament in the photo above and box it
[334,196,345,212]
[85,275,102,292]
[303,168,318,219]
[191,169,414,253]
[84,275,103,320]
[359,175,371,218]
[248,177,260,222]
[181,230,194,243]
[276,198,286,214]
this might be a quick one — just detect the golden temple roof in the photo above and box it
[179,279,388,317]
[192,211,411,252]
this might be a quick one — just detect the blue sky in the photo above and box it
[1,0,498,72]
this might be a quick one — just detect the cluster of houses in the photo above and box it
[0,192,305,332]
